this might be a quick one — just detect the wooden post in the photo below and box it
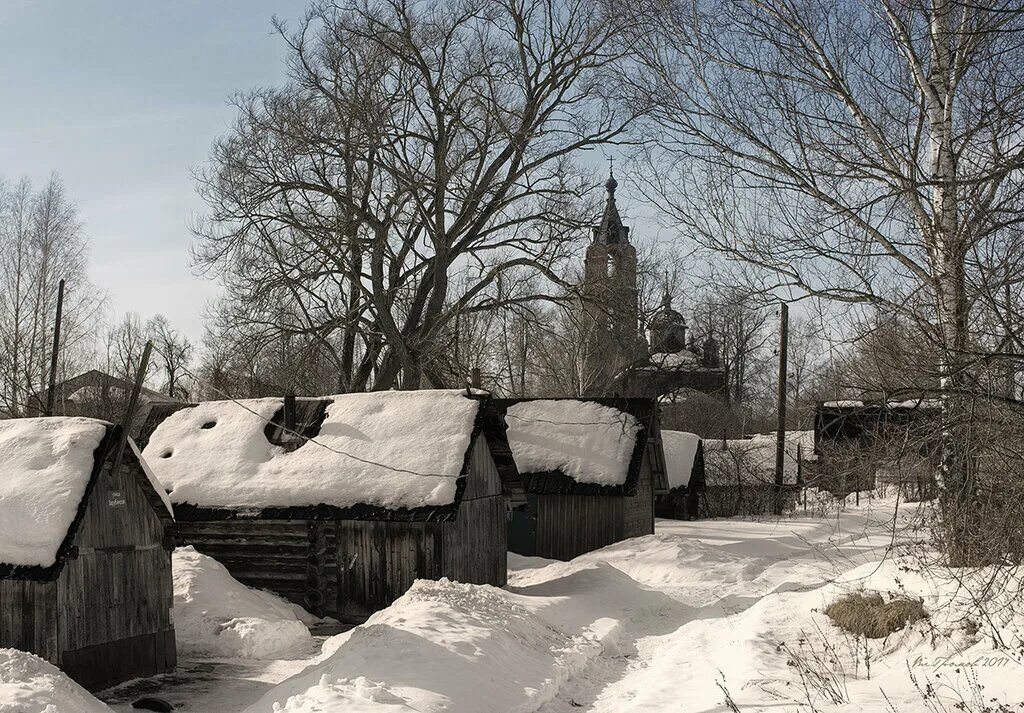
[774,303,789,516]
[45,279,65,416]
[471,368,482,389]
[797,442,806,511]
[284,391,297,432]
[110,341,152,477]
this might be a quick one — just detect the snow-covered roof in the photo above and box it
[503,400,640,486]
[822,400,865,408]
[142,390,482,511]
[662,430,701,489]
[0,417,108,568]
[703,430,814,486]
[649,351,700,369]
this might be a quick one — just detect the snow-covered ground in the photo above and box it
[9,496,1020,712]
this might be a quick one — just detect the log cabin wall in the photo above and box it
[178,433,508,625]
[176,519,339,617]
[57,457,175,690]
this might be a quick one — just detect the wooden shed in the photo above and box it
[0,417,176,691]
[495,397,667,561]
[654,430,706,520]
[140,390,522,624]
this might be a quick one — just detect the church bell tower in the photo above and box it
[581,171,646,394]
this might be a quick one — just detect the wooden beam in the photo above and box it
[46,279,65,416]
[110,341,153,477]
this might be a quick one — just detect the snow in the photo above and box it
[0,417,108,567]
[823,400,865,408]
[129,439,173,518]
[661,430,700,488]
[143,390,481,510]
[504,400,641,485]
[888,398,942,409]
[647,351,699,369]
[703,430,814,486]
[242,565,682,713]
[0,648,112,713]
[86,494,1024,713]
[172,547,316,659]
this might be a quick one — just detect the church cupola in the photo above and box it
[648,287,688,354]
[702,334,720,368]
[593,171,630,245]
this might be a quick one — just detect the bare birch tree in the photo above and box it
[631,0,1024,563]
[0,175,102,416]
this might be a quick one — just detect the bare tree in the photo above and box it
[0,175,102,416]
[193,0,639,392]
[631,0,1024,563]
[146,314,194,399]
[105,313,152,386]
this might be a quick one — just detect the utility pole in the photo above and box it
[774,302,789,516]
[45,279,65,416]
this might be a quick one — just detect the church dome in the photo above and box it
[648,293,688,354]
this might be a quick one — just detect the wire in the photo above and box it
[152,355,462,480]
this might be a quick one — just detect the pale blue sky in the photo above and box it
[0,1,309,342]
[0,1,668,346]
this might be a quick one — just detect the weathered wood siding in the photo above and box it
[334,520,442,623]
[442,436,507,587]
[177,519,337,615]
[178,434,508,624]
[534,493,624,561]
[623,454,655,539]
[57,456,175,690]
[0,580,58,662]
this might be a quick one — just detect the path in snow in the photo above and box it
[100,651,320,713]
[526,500,903,713]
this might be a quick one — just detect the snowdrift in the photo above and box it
[173,547,315,659]
[243,561,683,713]
[0,648,112,713]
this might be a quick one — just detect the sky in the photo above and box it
[0,0,310,343]
[0,1,675,349]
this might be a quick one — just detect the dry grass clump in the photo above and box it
[825,592,928,638]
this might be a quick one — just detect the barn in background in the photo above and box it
[29,369,186,436]
[141,390,523,624]
[0,417,176,690]
[495,397,667,561]
[655,430,705,520]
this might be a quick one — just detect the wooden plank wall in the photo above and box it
[57,456,175,689]
[334,520,442,623]
[442,436,507,586]
[623,455,655,539]
[0,580,58,661]
[535,494,624,561]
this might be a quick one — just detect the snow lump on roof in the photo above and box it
[143,390,482,510]
[0,417,108,568]
[504,400,640,486]
[662,430,701,489]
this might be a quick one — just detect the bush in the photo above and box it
[825,592,928,638]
